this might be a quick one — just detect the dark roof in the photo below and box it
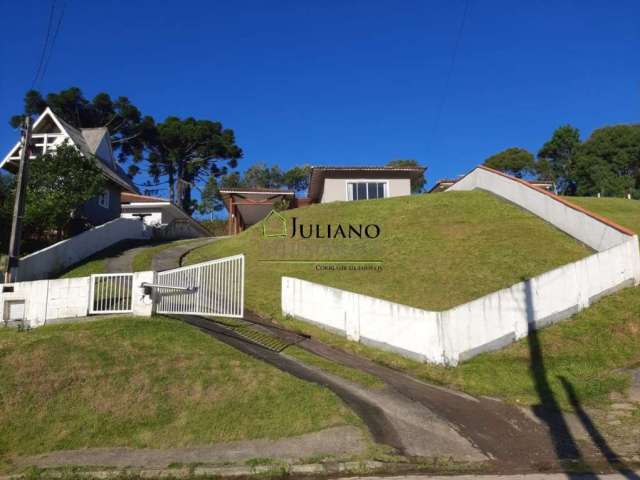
[428,178,460,193]
[56,115,138,193]
[308,165,425,201]
[219,187,295,195]
[428,176,555,193]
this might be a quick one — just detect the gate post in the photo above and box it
[132,271,156,317]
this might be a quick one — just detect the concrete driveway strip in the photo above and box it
[151,238,219,272]
[241,311,565,470]
[104,245,153,273]
[18,426,365,469]
[176,315,485,462]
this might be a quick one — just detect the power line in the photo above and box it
[37,0,66,88]
[428,0,470,150]
[31,0,57,89]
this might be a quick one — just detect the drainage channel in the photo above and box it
[206,318,293,352]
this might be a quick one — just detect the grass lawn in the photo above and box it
[568,196,640,234]
[277,282,640,409]
[184,192,640,410]
[0,316,361,466]
[186,190,591,314]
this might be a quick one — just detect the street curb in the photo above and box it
[0,460,389,479]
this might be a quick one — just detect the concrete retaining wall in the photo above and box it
[283,238,640,365]
[1,271,156,328]
[16,217,151,282]
[448,166,633,252]
[282,277,445,363]
[282,166,640,365]
[1,277,91,328]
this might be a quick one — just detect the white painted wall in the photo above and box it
[1,277,90,328]
[282,277,445,363]
[16,217,151,282]
[283,238,640,365]
[320,177,412,203]
[448,167,632,252]
[282,167,640,365]
[1,271,157,328]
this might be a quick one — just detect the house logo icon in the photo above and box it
[262,210,288,238]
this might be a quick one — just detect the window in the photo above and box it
[97,190,110,209]
[347,182,386,201]
[30,133,63,158]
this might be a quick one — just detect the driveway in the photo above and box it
[151,238,219,271]
[102,237,219,273]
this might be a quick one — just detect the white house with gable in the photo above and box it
[1,107,139,226]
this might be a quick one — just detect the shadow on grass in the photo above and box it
[524,279,639,479]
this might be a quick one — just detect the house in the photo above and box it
[0,107,138,226]
[220,188,298,235]
[307,165,425,203]
[120,192,209,238]
[429,176,555,193]
[219,165,425,235]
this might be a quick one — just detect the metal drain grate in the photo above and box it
[232,325,291,352]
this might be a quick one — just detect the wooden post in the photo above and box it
[227,196,234,235]
[4,117,32,283]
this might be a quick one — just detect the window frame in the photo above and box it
[345,180,389,201]
[97,190,110,209]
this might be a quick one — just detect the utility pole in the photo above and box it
[4,117,32,283]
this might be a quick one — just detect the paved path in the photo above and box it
[177,315,487,463]
[18,426,366,469]
[348,474,640,480]
[151,238,218,272]
[104,245,153,273]
[102,237,218,274]
[236,312,615,472]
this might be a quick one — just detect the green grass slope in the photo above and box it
[0,317,360,464]
[568,196,640,234]
[186,190,591,314]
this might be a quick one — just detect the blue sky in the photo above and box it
[1,0,639,199]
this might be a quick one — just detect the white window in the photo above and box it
[347,182,387,201]
[97,190,110,209]
[30,133,64,158]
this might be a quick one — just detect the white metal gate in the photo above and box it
[155,254,244,318]
[89,273,134,314]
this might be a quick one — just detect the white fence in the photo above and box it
[15,218,152,282]
[156,255,244,317]
[89,273,134,314]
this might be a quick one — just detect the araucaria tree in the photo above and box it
[24,144,106,238]
[147,116,242,214]
[11,88,155,176]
